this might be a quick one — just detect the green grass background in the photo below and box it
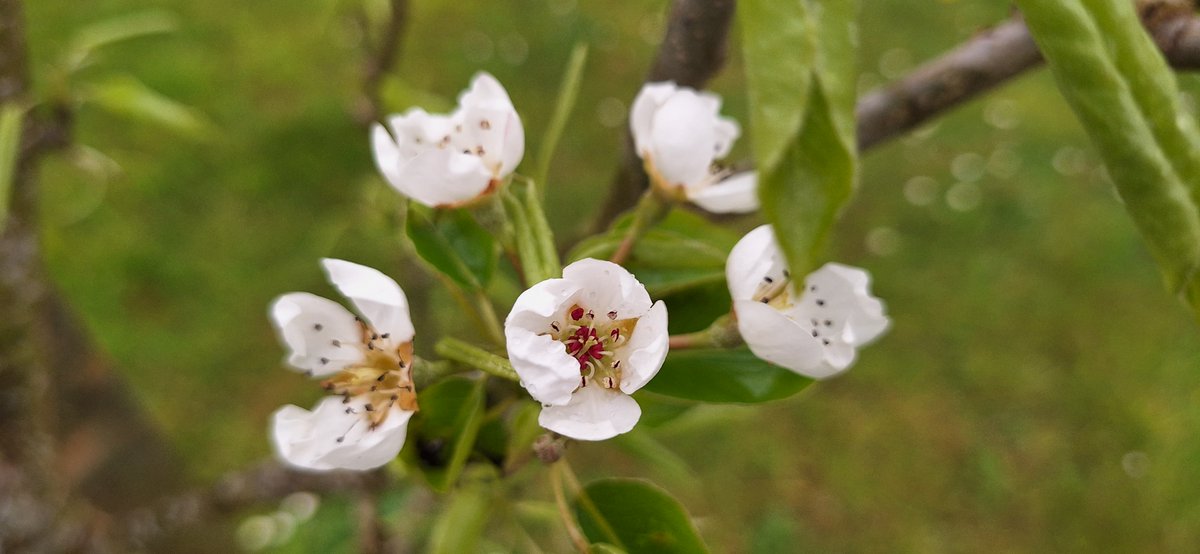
[24,0,1200,551]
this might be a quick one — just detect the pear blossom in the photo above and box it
[269,259,418,471]
[630,82,758,214]
[505,259,669,441]
[371,72,524,207]
[727,225,889,379]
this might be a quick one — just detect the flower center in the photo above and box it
[321,321,418,431]
[753,269,793,310]
[546,305,636,390]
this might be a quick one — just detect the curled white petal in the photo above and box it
[506,278,586,406]
[726,226,890,379]
[271,396,413,471]
[561,258,654,319]
[321,258,414,343]
[538,384,641,441]
[630,82,679,155]
[725,224,786,301]
[618,301,668,394]
[687,171,760,214]
[371,72,522,207]
[648,89,719,188]
[733,299,828,377]
[270,292,364,377]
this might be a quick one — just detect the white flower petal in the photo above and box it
[321,259,414,343]
[630,82,679,155]
[538,384,641,441]
[792,263,890,348]
[618,301,668,394]
[370,124,404,188]
[458,73,524,176]
[460,72,517,112]
[725,224,787,301]
[733,299,829,378]
[649,90,719,188]
[506,278,587,406]
[688,171,760,214]
[561,258,653,319]
[271,396,413,471]
[393,148,493,207]
[713,116,741,159]
[270,292,364,377]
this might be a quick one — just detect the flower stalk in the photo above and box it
[667,314,742,350]
[609,189,670,265]
[434,336,520,382]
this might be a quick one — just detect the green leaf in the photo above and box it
[567,210,739,297]
[742,0,859,280]
[535,43,589,192]
[758,86,856,275]
[574,478,709,554]
[403,376,486,492]
[642,348,812,403]
[0,104,23,231]
[406,204,498,291]
[66,10,178,70]
[86,74,214,139]
[504,401,543,471]
[1016,0,1200,315]
[739,0,814,171]
[428,467,495,554]
[590,544,628,554]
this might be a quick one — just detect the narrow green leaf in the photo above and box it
[613,429,701,492]
[535,43,589,192]
[1016,0,1200,313]
[574,478,709,554]
[0,104,24,231]
[501,183,558,283]
[643,348,812,403]
[739,0,814,171]
[523,181,560,272]
[66,10,177,70]
[86,74,214,139]
[590,544,628,554]
[406,204,498,290]
[402,376,486,492]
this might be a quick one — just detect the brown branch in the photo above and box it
[595,0,736,228]
[597,2,1200,221]
[355,0,410,126]
[116,460,389,549]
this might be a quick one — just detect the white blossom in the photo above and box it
[371,72,524,207]
[269,259,418,470]
[630,82,758,213]
[726,225,889,379]
[505,259,669,441]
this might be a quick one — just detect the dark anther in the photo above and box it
[335,436,345,443]
[764,276,774,283]
[824,320,832,327]
[760,298,770,303]
[551,322,560,332]
[816,299,825,306]
[364,404,375,412]
[822,339,831,346]
[607,310,618,319]
[331,339,341,347]
[377,373,387,381]
[381,333,390,339]
[371,333,378,340]
[370,386,378,392]
[784,270,791,277]
[811,330,819,337]
[313,323,324,331]
[320,357,329,364]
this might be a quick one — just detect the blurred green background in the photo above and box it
[23,0,1200,551]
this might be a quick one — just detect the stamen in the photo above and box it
[571,307,585,320]
[480,119,491,130]
[313,323,324,331]
[607,310,618,320]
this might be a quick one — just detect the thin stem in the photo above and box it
[609,190,669,265]
[668,314,741,350]
[558,460,625,550]
[434,336,520,382]
[550,463,590,554]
